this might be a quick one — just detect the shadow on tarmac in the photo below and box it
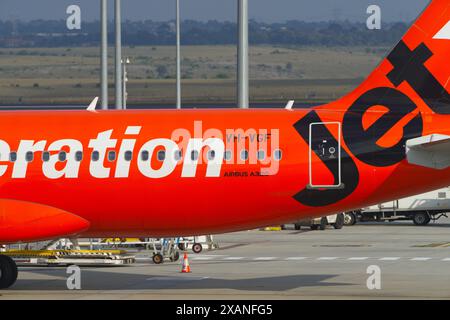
[11,268,351,292]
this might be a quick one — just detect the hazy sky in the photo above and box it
[0,0,430,23]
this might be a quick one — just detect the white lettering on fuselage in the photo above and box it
[42,139,83,179]
[138,138,179,178]
[88,130,117,178]
[0,125,280,179]
[182,138,224,177]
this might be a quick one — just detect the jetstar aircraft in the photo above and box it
[0,0,450,289]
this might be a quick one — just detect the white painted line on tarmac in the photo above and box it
[137,255,450,263]
[147,276,209,281]
[192,256,215,260]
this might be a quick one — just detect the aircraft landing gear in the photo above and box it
[0,255,18,289]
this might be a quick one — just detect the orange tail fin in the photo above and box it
[331,0,450,115]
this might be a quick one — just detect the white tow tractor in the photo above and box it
[148,236,219,264]
[177,235,219,254]
[150,238,181,264]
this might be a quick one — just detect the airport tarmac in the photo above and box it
[2,217,450,300]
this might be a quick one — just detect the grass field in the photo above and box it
[0,45,388,106]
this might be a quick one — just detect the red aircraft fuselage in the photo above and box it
[0,0,449,243]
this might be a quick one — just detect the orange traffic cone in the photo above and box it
[181,252,191,273]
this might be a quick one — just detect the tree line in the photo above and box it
[0,19,408,48]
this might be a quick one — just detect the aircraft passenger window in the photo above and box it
[438,192,446,199]
[91,151,100,162]
[125,151,133,161]
[191,150,199,161]
[108,151,116,162]
[174,150,182,161]
[274,150,283,161]
[42,151,50,162]
[240,150,249,161]
[75,151,83,162]
[9,152,17,162]
[25,151,34,162]
[58,151,67,162]
[141,150,149,161]
[157,150,166,161]
[224,150,232,161]
[207,150,215,161]
[257,150,266,161]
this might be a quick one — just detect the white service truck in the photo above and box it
[344,187,450,226]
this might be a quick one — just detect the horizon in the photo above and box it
[0,18,413,24]
[0,0,429,23]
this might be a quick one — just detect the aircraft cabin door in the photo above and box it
[308,122,342,189]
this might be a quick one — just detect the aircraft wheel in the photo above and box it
[413,213,431,226]
[344,213,357,226]
[178,243,186,251]
[152,253,164,264]
[294,224,302,230]
[192,243,203,254]
[334,213,345,229]
[310,225,319,230]
[0,255,18,289]
[319,217,328,230]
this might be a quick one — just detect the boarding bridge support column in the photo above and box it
[237,0,249,109]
